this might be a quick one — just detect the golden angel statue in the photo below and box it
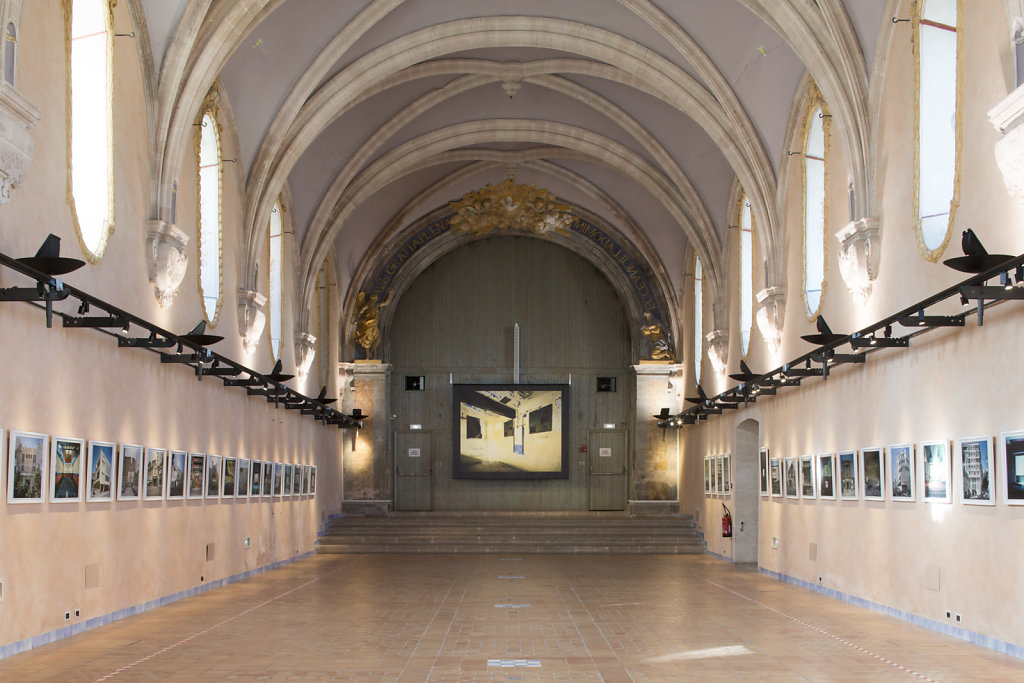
[641,311,675,361]
[353,289,391,358]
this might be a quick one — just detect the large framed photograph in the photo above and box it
[262,461,272,496]
[920,440,950,504]
[293,465,302,495]
[1000,431,1024,505]
[51,436,84,503]
[87,441,116,502]
[302,465,310,495]
[273,463,283,495]
[452,384,569,479]
[283,464,293,497]
[769,456,782,497]
[799,455,816,499]
[188,453,205,499]
[223,456,237,498]
[956,436,993,505]
[251,459,263,497]
[236,459,250,499]
[722,454,731,494]
[838,450,858,500]
[8,431,48,503]
[205,454,222,499]
[143,447,166,500]
[167,450,187,499]
[861,447,884,500]
[817,453,836,500]
[887,444,915,502]
[759,448,769,496]
[310,466,317,495]
[714,455,724,494]
[783,456,799,499]
[118,444,142,500]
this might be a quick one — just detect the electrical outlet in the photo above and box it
[956,614,962,623]
[244,536,251,549]
[946,611,952,619]
[771,537,779,549]
[75,609,80,618]
[65,612,70,620]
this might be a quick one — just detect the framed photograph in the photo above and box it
[283,464,293,497]
[310,466,316,495]
[262,461,272,496]
[714,455,724,494]
[86,441,116,502]
[759,448,769,496]
[838,450,858,500]
[273,463,283,496]
[722,454,731,494]
[956,436,993,505]
[769,457,782,497]
[293,465,302,495]
[167,450,187,499]
[8,431,48,503]
[302,465,310,494]
[223,456,237,498]
[799,455,816,499]
[118,444,143,500]
[236,459,250,499]
[999,431,1024,505]
[251,459,263,497]
[187,453,205,499]
[205,454,222,499]
[783,456,799,499]
[887,444,915,502]
[143,447,166,500]
[51,436,84,503]
[861,447,884,500]
[452,384,569,479]
[818,453,836,500]
[704,456,711,494]
[920,440,950,504]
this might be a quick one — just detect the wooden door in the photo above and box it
[589,429,627,510]
[395,430,432,511]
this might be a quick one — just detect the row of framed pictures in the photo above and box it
[4,429,317,504]
[752,433,1024,505]
[703,454,732,495]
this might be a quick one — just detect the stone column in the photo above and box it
[339,361,391,515]
[630,362,684,514]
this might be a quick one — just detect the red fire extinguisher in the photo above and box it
[722,503,733,538]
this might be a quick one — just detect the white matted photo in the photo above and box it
[861,447,884,501]
[273,463,283,496]
[956,436,993,505]
[250,459,263,497]
[887,444,915,502]
[118,444,143,500]
[87,441,116,502]
[919,440,950,504]
[759,447,770,497]
[722,454,731,495]
[302,465,310,495]
[236,458,250,499]
[293,465,302,495]
[262,461,273,496]
[704,456,711,494]
[838,450,858,501]
[999,431,1024,506]
[799,455,816,499]
[205,454,222,499]
[144,447,166,500]
[50,436,84,503]
[817,453,836,500]
[310,466,316,495]
[187,453,205,499]
[8,430,48,504]
[283,463,293,498]
[223,456,237,498]
[783,456,799,499]
[167,450,187,500]
[769,456,782,497]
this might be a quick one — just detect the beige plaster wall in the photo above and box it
[0,1,344,649]
[684,0,1024,650]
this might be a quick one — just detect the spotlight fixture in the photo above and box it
[800,315,846,345]
[15,234,85,276]
[179,320,224,347]
[943,229,1013,273]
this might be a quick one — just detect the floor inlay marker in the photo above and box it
[487,659,541,668]
[495,603,530,608]
[704,578,939,682]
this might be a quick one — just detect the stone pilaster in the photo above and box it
[339,361,391,514]
[631,362,684,507]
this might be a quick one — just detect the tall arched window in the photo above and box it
[268,201,284,360]
[4,23,17,85]
[915,0,961,257]
[693,256,703,386]
[315,263,330,387]
[803,92,829,317]
[197,111,222,324]
[68,0,113,259]
[738,194,753,356]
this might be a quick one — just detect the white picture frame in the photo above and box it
[769,456,782,497]
[799,454,816,499]
[8,430,48,504]
[783,456,799,499]
[310,466,316,495]
[759,447,770,496]
[250,459,263,497]
[861,447,884,501]
[817,453,836,500]
[273,463,283,496]
[236,458,250,499]
[262,461,272,497]
[887,444,915,502]
[86,440,116,502]
[283,463,293,498]
[919,440,951,504]
[117,444,143,500]
[205,454,222,499]
[293,464,302,495]
[956,436,994,505]
[187,453,205,499]
[143,447,166,501]
[999,430,1024,506]
[722,454,731,495]
[704,455,711,494]
[222,456,237,498]
[166,450,187,499]
[838,450,858,501]
[50,436,85,503]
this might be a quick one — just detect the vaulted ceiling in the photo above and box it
[136,0,891,327]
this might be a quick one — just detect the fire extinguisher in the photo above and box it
[722,503,733,538]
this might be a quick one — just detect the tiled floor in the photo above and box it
[0,554,1021,682]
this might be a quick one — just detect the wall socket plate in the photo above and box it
[771,537,779,549]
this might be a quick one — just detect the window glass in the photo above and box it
[739,197,752,356]
[268,202,283,360]
[694,257,703,385]
[198,113,221,323]
[804,107,826,316]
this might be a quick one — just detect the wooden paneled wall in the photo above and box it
[388,236,632,510]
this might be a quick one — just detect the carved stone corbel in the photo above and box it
[236,288,267,354]
[705,329,729,375]
[145,220,189,307]
[989,84,1024,204]
[294,331,317,378]
[836,217,880,305]
[755,286,785,353]
[0,80,40,204]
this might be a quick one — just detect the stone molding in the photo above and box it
[236,288,267,354]
[836,217,880,305]
[0,80,39,204]
[989,85,1024,204]
[705,329,729,375]
[755,286,785,353]
[145,220,189,307]
[294,331,317,378]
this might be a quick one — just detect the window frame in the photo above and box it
[693,254,703,386]
[196,107,223,326]
[736,193,754,358]
[267,200,285,361]
[801,86,830,319]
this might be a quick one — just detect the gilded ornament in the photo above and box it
[449,180,573,237]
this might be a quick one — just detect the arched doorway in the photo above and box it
[733,419,760,563]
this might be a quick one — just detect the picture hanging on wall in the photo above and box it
[87,441,116,502]
[784,456,799,499]
[188,453,205,499]
[714,455,724,494]
[236,459,250,499]
[920,440,950,504]
[251,459,263,497]
[818,453,836,500]
[769,456,782,497]
[302,465,310,494]
[956,436,993,505]
[310,466,317,495]
[50,436,84,503]
[273,463,283,496]
[223,457,237,498]
[861,447,884,500]
[262,461,272,497]
[283,464,293,497]
[167,450,187,499]
[799,455,816,499]
[887,444,915,502]
[999,431,1024,505]
[143,447,166,500]
[205,454,222,499]
[293,465,302,495]
[704,456,711,494]
[722,454,731,494]
[759,448,769,496]
[118,444,143,501]
[8,431,48,503]
[838,450,858,500]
